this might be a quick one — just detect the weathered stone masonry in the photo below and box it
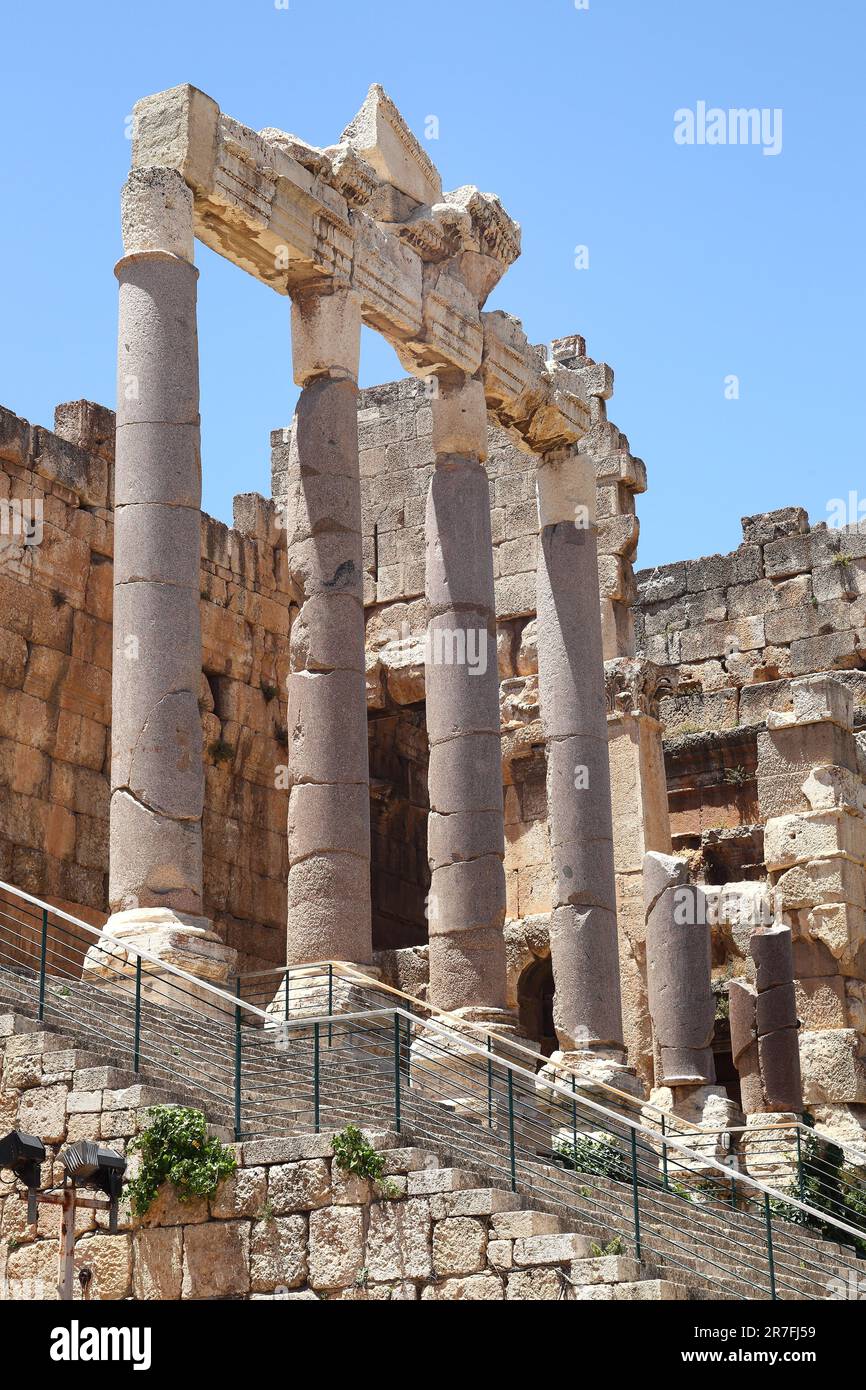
[0,399,292,976]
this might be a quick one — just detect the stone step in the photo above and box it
[407,1167,486,1196]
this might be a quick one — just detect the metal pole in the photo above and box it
[796,1126,806,1206]
[507,1070,516,1191]
[630,1128,642,1262]
[487,1037,494,1129]
[393,1013,401,1133]
[234,981,242,1141]
[37,907,49,1021]
[661,1113,669,1192]
[764,1191,777,1300]
[133,955,142,1073]
[327,964,333,1047]
[313,1021,320,1133]
[57,1186,75,1301]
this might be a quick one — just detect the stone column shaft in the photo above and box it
[110,168,206,922]
[535,450,624,1050]
[644,852,715,1086]
[425,373,507,1014]
[730,924,802,1115]
[284,288,373,967]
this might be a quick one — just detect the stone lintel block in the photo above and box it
[131,84,220,196]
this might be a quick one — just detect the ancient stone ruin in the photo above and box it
[1,82,866,1303]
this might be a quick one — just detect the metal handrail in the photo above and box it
[0,878,864,1296]
[232,956,703,1138]
[0,879,273,1024]
[267,1003,866,1252]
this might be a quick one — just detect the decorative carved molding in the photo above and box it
[605,657,676,720]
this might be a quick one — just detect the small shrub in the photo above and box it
[331,1125,392,1187]
[209,738,234,764]
[125,1107,237,1218]
[553,1132,631,1183]
[723,765,750,786]
[831,552,855,569]
[274,725,289,750]
[261,681,277,702]
[589,1236,625,1257]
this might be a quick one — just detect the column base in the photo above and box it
[265,962,384,1050]
[642,1084,742,1175]
[82,908,236,1017]
[409,1008,524,1118]
[535,1049,644,1158]
[737,1111,803,1184]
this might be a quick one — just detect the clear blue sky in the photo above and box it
[1,0,863,568]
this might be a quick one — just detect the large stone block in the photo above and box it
[132,1226,183,1300]
[308,1205,365,1291]
[365,1198,432,1282]
[250,1215,308,1292]
[268,1160,331,1214]
[432,1216,487,1276]
[182,1220,250,1299]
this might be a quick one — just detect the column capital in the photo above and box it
[430,371,488,461]
[290,286,361,386]
[535,446,595,529]
[604,656,677,723]
[121,166,194,262]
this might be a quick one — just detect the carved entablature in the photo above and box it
[129,81,602,458]
[604,657,676,721]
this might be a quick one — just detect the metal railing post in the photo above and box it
[571,1075,578,1157]
[37,907,48,1021]
[284,967,290,1022]
[487,1037,493,1128]
[660,1113,669,1192]
[133,956,142,1073]
[507,1070,516,1191]
[630,1128,642,1262]
[764,1191,777,1300]
[313,1021,320,1133]
[796,1126,806,1206]
[234,980,242,1141]
[405,1015,411,1087]
[327,964,333,1047]
[393,1013,401,1133]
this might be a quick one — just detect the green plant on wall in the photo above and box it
[331,1125,387,1183]
[125,1106,237,1218]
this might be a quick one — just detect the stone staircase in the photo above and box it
[1,963,863,1300]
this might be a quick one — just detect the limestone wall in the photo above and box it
[0,1016,669,1302]
[0,401,291,974]
[635,506,866,735]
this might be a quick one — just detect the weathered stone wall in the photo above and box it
[635,506,866,735]
[0,401,291,974]
[0,1015,676,1302]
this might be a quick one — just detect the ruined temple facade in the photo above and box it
[1,82,865,1149]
